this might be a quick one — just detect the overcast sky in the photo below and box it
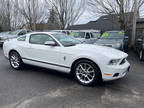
[76,10,98,24]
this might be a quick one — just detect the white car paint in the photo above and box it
[3,32,130,81]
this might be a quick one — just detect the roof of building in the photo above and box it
[68,13,144,32]
[137,18,144,23]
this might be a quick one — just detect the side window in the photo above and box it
[85,33,90,39]
[17,36,26,41]
[90,33,94,38]
[29,34,54,45]
[27,30,32,33]
[18,31,27,36]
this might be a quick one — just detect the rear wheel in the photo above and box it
[9,51,23,69]
[73,60,101,86]
[139,50,144,61]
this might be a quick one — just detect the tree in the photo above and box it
[131,0,138,47]
[45,0,86,29]
[14,0,49,30]
[0,0,11,31]
[47,8,60,29]
[88,0,144,47]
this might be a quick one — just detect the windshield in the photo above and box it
[101,32,124,39]
[73,32,85,38]
[9,30,22,35]
[92,32,100,38]
[53,33,81,47]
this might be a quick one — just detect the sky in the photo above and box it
[76,10,98,24]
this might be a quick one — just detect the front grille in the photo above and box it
[120,58,126,65]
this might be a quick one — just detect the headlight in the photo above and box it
[1,37,8,40]
[109,59,121,65]
[112,43,121,48]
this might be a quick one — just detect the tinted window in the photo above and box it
[17,36,26,41]
[101,32,124,39]
[18,31,27,36]
[9,30,22,35]
[53,33,81,47]
[85,33,90,39]
[91,33,94,38]
[73,32,85,38]
[92,32,100,38]
[27,30,32,33]
[29,34,54,45]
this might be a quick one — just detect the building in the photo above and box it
[68,13,133,32]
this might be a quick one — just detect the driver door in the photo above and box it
[23,33,61,67]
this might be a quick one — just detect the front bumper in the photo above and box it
[102,61,130,81]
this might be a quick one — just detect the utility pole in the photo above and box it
[131,0,137,48]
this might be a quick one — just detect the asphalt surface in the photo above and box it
[0,47,144,108]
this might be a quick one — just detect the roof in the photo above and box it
[137,18,144,23]
[68,12,142,32]
[68,17,121,32]
[28,31,64,35]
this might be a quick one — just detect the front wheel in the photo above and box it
[9,51,23,69]
[73,60,101,86]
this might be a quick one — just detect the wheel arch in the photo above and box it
[8,49,20,58]
[71,58,102,77]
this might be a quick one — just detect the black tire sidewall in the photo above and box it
[9,51,23,69]
[73,60,101,86]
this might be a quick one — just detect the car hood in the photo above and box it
[2,34,17,39]
[0,33,9,38]
[69,44,127,59]
[96,39,123,45]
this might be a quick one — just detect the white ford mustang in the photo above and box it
[3,32,130,86]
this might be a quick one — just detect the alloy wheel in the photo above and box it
[10,52,20,69]
[76,63,95,84]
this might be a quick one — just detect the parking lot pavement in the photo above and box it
[0,48,144,108]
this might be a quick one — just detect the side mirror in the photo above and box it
[44,41,56,46]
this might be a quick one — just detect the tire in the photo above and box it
[139,50,144,61]
[73,60,101,86]
[9,51,23,70]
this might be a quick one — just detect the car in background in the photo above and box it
[3,32,130,86]
[52,30,71,35]
[70,30,101,44]
[0,31,10,46]
[95,31,129,52]
[0,29,32,46]
[135,35,144,61]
